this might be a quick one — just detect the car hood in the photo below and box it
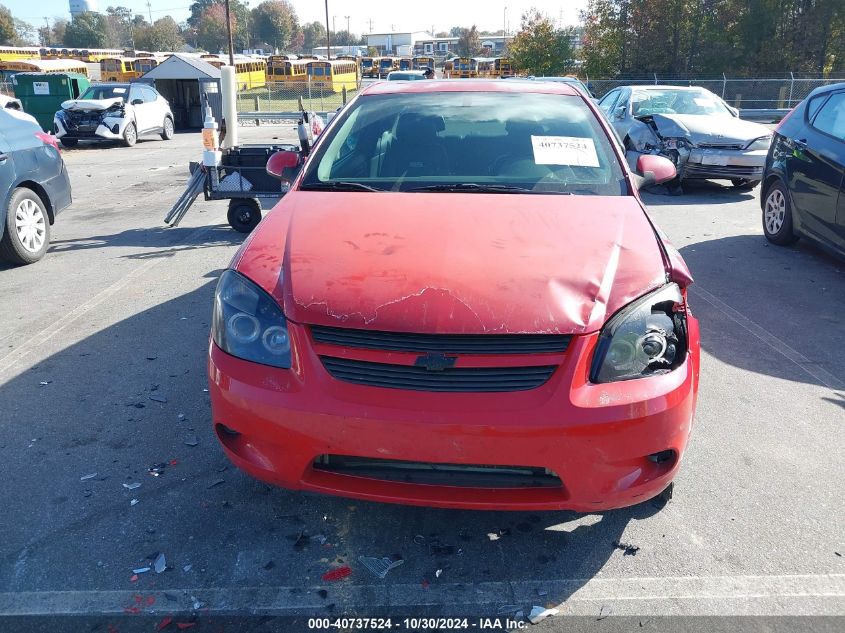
[60,98,124,112]
[234,192,671,335]
[641,113,771,144]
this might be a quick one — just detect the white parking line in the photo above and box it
[0,574,841,616]
[0,224,216,380]
[691,285,844,390]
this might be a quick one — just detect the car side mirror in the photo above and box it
[266,151,300,180]
[131,98,143,105]
[635,154,676,189]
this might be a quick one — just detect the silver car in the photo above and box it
[598,85,772,189]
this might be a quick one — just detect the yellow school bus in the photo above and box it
[452,57,477,78]
[377,56,399,77]
[100,57,138,82]
[412,56,435,71]
[493,57,514,77]
[306,59,358,93]
[397,57,413,71]
[0,58,90,80]
[360,56,379,78]
[475,57,496,78]
[0,46,42,61]
[207,58,267,89]
[266,57,308,84]
[133,56,167,75]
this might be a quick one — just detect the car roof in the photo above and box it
[361,79,580,97]
[806,81,845,98]
[624,85,708,91]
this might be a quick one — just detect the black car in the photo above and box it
[761,83,845,257]
[0,107,72,264]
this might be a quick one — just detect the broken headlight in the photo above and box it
[590,283,688,383]
[212,270,291,369]
[745,135,772,151]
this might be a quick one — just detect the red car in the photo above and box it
[208,80,700,511]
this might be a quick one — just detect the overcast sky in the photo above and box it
[6,0,588,34]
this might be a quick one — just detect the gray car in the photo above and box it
[598,85,772,189]
[0,107,72,264]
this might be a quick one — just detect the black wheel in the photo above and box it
[161,116,174,140]
[762,181,799,245]
[123,122,137,147]
[0,188,51,265]
[731,178,759,190]
[227,200,262,233]
[60,138,78,148]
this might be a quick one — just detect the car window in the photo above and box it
[806,94,828,122]
[810,92,845,140]
[79,85,128,102]
[140,86,158,103]
[301,91,626,196]
[598,90,620,114]
[631,88,732,117]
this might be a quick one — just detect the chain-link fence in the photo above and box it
[235,77,362,115]
[0,81,13,97]
[587,74,845,109]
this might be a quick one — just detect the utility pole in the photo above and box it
[345,15,350,38]
[146,1,152,24]
[42,17,50,46]
[367,19,373,33]
[224,0,235,65]
[503,6,507,37]
[324,0,331,59]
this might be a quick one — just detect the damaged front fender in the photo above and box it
[627,116,692,177]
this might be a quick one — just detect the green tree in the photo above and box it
[65,11,109,48]
[196,4,231,53]
[0,4,16,45]
[455,25,481,56]
[13,18,36,44]
[301,21,325,53]
[135,16,185,51]
[251,0,298,50]
[509,10,575,76]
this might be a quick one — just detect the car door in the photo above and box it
[128,84,153,133]
[787,90,845,246]
[0,126,15,240]
[141,86,166,131]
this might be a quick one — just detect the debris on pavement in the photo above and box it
[190,596,204,610]
[487,528,511,541]
[321,566,352,582]
[358,555,404,579]
[207,478,225,488]
[156,616,172,631]
[178,413,186,420]
[148,463,167,477]
[413,535,426,545]
[598,604,612,620]
[80,473,98,481]
[528,606,559,624]
[132,567,151,574]
[154,552,167,573]
[130,499,139,506]
[184,435,199,447]
[612,540,640,556]
[39,381,51,386]
[149,394,168,403]
[435,569,443,578]
[129,574,139,582]
[183,564,192,572]
[122,482,141,490]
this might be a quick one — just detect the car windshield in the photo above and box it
[300,91,626,195]
[79,85,129,102]
[632,88,732,117]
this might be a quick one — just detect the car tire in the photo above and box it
[60,138,78,148]
[227,199,262,233]
[161,116,174,141]
[762,181,799,245]
[123,122,137,147]
[0,188,51,265]
[731,178,759,190]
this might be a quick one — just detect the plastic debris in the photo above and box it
[208,478,225,488]
[157,616,172,631]
[132,567,151,574]
[528,606,558,624]
[80,473,98,481]
[435,569,443,578]
[537,589,548,597]
[149,395,168,403]
[177,623,196,630]
[358,556,404,579]
[154,553,166,573]
[129,574,139,582]
[321,566,352,582]
[122,482,141,490]
[39,381,51,386]
[191,596,204,610]
[148,463,167,477]
[130,499,139,506]
[178,414,186,421]
[184,435,199,447]
[314,534,328,545]
[612,540,640,556]
[183,564,192,572]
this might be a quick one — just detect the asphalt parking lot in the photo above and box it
[0,127,843,631]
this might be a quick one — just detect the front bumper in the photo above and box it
[208,319,700,512]
[682,147,767,181]
[54,115,127,141]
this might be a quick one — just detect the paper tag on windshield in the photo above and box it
[531,136,600,167]
[113,87,126,94]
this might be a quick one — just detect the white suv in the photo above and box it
[53,83,174,148]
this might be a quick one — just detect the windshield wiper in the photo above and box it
[407,183,572,194]
[299,181,382,192]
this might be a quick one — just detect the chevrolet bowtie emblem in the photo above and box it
[414,352,457,371]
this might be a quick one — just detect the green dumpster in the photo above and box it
[11,72,90,133]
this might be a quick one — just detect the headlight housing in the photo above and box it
[591,283,688,383]
[745,135,772,150]
[212,270,291,369]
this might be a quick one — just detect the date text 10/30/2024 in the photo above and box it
[307,618,527,630]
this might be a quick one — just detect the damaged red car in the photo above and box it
[208,80,700,511]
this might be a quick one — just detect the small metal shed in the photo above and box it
[141,54,223,130]
[11,72,90,132]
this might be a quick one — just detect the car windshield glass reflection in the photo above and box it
[79,86,128,102]
[301,92,626,195]
[632,89,731,117]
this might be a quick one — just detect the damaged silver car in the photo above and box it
[53,83,174,148]
[598,86,772,190]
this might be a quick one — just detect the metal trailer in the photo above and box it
[165,143,302,233]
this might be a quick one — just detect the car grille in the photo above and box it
[684,163,763,178]
[697,142,745,150]
[313,455,563,488]
[311,325,571,354]
[319,356,557,392]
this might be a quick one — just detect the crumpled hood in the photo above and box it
[60,98,124,112]
[235,192,670,335]
[643,113,771,145]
